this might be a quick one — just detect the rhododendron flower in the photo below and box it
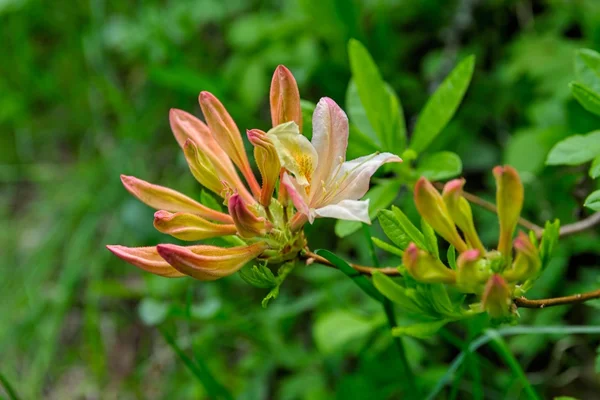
[107,65,399,282]
[269,98,402,226]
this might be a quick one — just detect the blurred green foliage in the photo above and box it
[2,0,600,399]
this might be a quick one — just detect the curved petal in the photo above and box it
[281,172,311,220]
[156,242,268,281]
[120,175,233,223]
[106,245,185,277]
[311,97,349,195]
[153,210,237,241]
[320,152,402,206]
[314,199,370,224]
[267,122,317,187]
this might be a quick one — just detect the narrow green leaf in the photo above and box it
[416,151,463,181]
[378,210,411,249]
[539,219,560,270]
[590,155,600,179]
[371,272,422,314]
[546,130,600,166]
[421,218,439,258]
[584,190,600,211]
[447,246,457,270]
[371,237,404,257]
[159,327,233,400]
[313,310,379,354]
[239,264,277,289]
[335,179,401,237]
[261,261,295,308]
[348,39,406,152]
[0,371,21,400]
[315,249,384,302]
[410,55,475,153]
[391,206,427,249]
[570,82,600,116]
[392,319,450,338]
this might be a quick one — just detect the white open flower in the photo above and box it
[268,97,402,224]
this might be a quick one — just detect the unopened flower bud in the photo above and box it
[442,179,485,253]
[503,231,541,283]
[482,274,512,318]
[456,249,490,294]
[156,242,268,281]
[228,193,268,238]
[414,178,468,252]
[403,243,456,284]
[270,65,302,130]
[199,91,261,197]
[153,210,237,241]
[247,129,281,207]
[493,165,523,258]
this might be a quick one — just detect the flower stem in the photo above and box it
[487,334,540,400]
[514,289,600,308]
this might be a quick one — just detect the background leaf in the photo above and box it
[546,130,600,165]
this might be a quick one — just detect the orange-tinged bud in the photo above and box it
[403,243,456,284]
[199,92,261,197]
[170,109,255,204]
[482,274,512,318]
[414,178,468,252]
[120,175,233,224]
[156,242,269,281]
[247,129,281,207]
[493,165,523,258]
[270,65,302,130]
[228,194,268,238]
[442,179,485,253]
[182,140,223,195]
[456,249,490,294]
[153,210,237,241]
[503,231,540,282]
[106,245,185,277]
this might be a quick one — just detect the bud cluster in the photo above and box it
[406,166,541,319]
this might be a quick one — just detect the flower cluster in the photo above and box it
[107,66,401,281]
[406,166,541,318]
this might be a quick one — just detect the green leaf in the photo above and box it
[200,190,223,211]
[575,48,600,93]
[391,206,427,249]
[371,272,422,314]
[261,262,296,308]
[346,80,378,142]
[590,155,600,179]
[410,55,475,153]
[546,130,600,166]
[313,310,379,354]
[584,190,600,211]
[392,319,450,338]
[348,39,406,153]
[378,210,410,249]
[239,264,277,289]
[300,99,316,139]
[371,237,404,257]
[138,298,169,326]
[335,179,402,237]
[421,219,439,258]
[539,219,560,270]
[447,246,457,270]
[570,82,600,117]
[316,249,384,302]
[416,151,463,181]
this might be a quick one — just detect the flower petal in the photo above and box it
[120,175,233,224]
[281,172,311,218]
[314,199,370,224]
[156,242,268,281]
[267,122,317,187]
[153,210,237,241]
[319,152,402,206]
[106,245,185,277]
[311,97,349,193]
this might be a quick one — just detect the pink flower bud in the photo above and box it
[456,249,490,294]
[403,243,457,284]
[156,242,268,281]
[503,231,541,282]
[153,210,237,241]
[482,274,512,318]
[247,129,281,207]
[414,177,468,252]
[228,193,268,238]
[493,165,524,258]
[106,245,185,277]
[442,179,485,253]
[270,65,302,130]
